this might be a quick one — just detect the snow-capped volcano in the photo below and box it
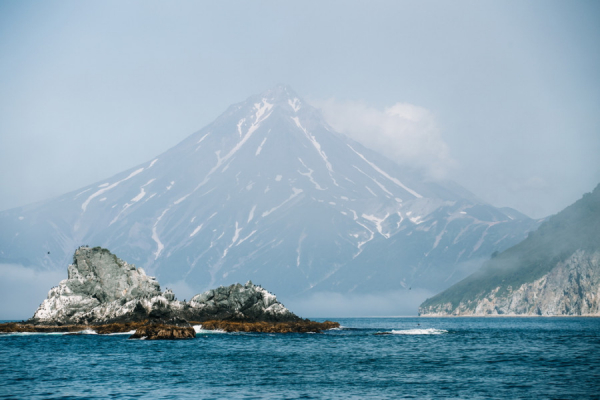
[0,85,539,298]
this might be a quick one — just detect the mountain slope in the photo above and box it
[0,85,540,300]
[419,183,600,316]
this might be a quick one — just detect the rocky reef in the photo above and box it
[129,323,196,340]
[196,319,340,333]
[1,246,337,338]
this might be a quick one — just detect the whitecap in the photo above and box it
[105,330,136,335]
[193,325,226,334]
[76,329,98,335]
[391,328,448,335]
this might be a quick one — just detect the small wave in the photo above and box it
[76,329,98,335]
[1,332,66,336]
[2,330,98,336]
[391,328,448,335]
[193,325,226,334]
[105,330,136,335]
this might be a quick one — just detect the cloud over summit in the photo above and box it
[314,99,455,179]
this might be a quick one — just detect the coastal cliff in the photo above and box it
[419,183,600,317]
[420,250,600,316]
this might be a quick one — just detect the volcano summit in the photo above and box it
[0,85,539,302]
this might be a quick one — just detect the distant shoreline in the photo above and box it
[419,314,600,318]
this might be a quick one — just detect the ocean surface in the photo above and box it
[1,317,599,399]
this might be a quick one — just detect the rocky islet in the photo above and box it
[1,246,338,339]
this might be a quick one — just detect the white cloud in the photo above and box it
[313,99,455,178]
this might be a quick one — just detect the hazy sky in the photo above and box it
[1,0,599,218]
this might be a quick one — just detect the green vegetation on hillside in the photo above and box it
[421,183,600,310]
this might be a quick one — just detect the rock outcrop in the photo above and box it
[29,246,184,325]
[129,323,196,340]
[420,250,600,316]
[5,246,331,337]
[184,281,299,322]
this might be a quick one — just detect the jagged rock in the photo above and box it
[129,324,196,340]
[29,247,185,325]
[0,323,91,334]
[185,281,299,322]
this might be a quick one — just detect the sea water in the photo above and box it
[1,317,599,399]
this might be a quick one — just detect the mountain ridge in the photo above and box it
[419,183,600,316]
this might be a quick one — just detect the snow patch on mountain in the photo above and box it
[291,116,338,187]
[288,98,301,112]
[256,137,267,156]
[262,188,303,218]
[82,168,144,212]
[152,209,169,259]
[347,144,422,199]
[248,205,256,223]
[190,224,203,237]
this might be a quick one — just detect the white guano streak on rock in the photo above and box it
[291,116,339,187]
[347,144,422,199]
[82,168,145,212]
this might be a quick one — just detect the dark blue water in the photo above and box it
[1,317,599,399]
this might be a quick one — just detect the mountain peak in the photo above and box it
[243,84,305,114]
[259,84,299,102]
